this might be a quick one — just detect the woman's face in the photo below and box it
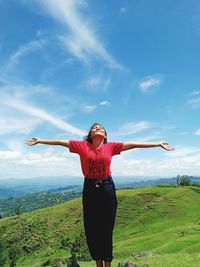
[91,124,106,139]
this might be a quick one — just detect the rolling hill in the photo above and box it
[1,185,200,267]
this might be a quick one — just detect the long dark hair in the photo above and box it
[83,123,108,143]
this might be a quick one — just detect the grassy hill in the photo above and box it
[1,185,200,267]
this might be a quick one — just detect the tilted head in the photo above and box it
[84,123,107,143]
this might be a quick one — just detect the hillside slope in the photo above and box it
[1,185,200,267]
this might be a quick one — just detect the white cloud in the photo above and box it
[99,101,110,107]
[2,145,200,179]
[112,149,200,178]
[139,76,161,93]
[81,101,109,113]
[1,146,200,179]
[0,149,82,179]
[116,121,153,136]
[0,146,200,179]
[39,0,124,69]
[0,151,21,160]
[81,104,96,113]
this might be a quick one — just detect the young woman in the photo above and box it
[26,123,174,267]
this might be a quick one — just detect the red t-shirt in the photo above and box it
[69,140,123,179]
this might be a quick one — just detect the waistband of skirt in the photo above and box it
[84,176,112,184]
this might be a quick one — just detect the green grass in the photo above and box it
[79,253,200,267]
[1,185,200,266]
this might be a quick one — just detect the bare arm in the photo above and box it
[122,141,174,151]
[26,137,69,147]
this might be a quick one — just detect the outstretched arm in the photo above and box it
[26,137,69,147]
[122,141,174,152]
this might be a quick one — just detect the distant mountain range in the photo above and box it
[0,175,199,199]
[0,176,83,199]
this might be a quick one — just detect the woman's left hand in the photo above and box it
[159,141,175,151]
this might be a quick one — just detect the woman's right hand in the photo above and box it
[159,141,175,151]
[26,137,40,146]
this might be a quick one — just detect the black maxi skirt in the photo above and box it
[82,176,117,262]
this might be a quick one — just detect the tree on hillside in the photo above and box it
[176,175,191,186]
[176,175,181,186]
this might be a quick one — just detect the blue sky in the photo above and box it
[0,0,200,180]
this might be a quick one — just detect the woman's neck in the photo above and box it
[92,136,104,148]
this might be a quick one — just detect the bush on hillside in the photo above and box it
[8,243,23,267]
[59,235,72,249]
[191,181,200,187]
[41,259,52,266]
[67,252,80,267]
[9,217,49,254]
[71,232,91,261]
[0,234,8,267]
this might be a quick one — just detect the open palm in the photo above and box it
[160,141,174,151]
[26,137,39,146]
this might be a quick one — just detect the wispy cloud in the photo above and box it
[0,38,46,84]
[139,75,161,93]
[6,39,46,71]
[10,39,45,64]
[81,104,97,113]
[85,76,110,91]
[116,121,153,136]
[0,90,85,136]
[191,90,200,96]
[38,0,124,69]
[120,7,127,14]
[195,129,200,136]
[187,90,200,108]
[133,135,161,142]
[188,96,200,108]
